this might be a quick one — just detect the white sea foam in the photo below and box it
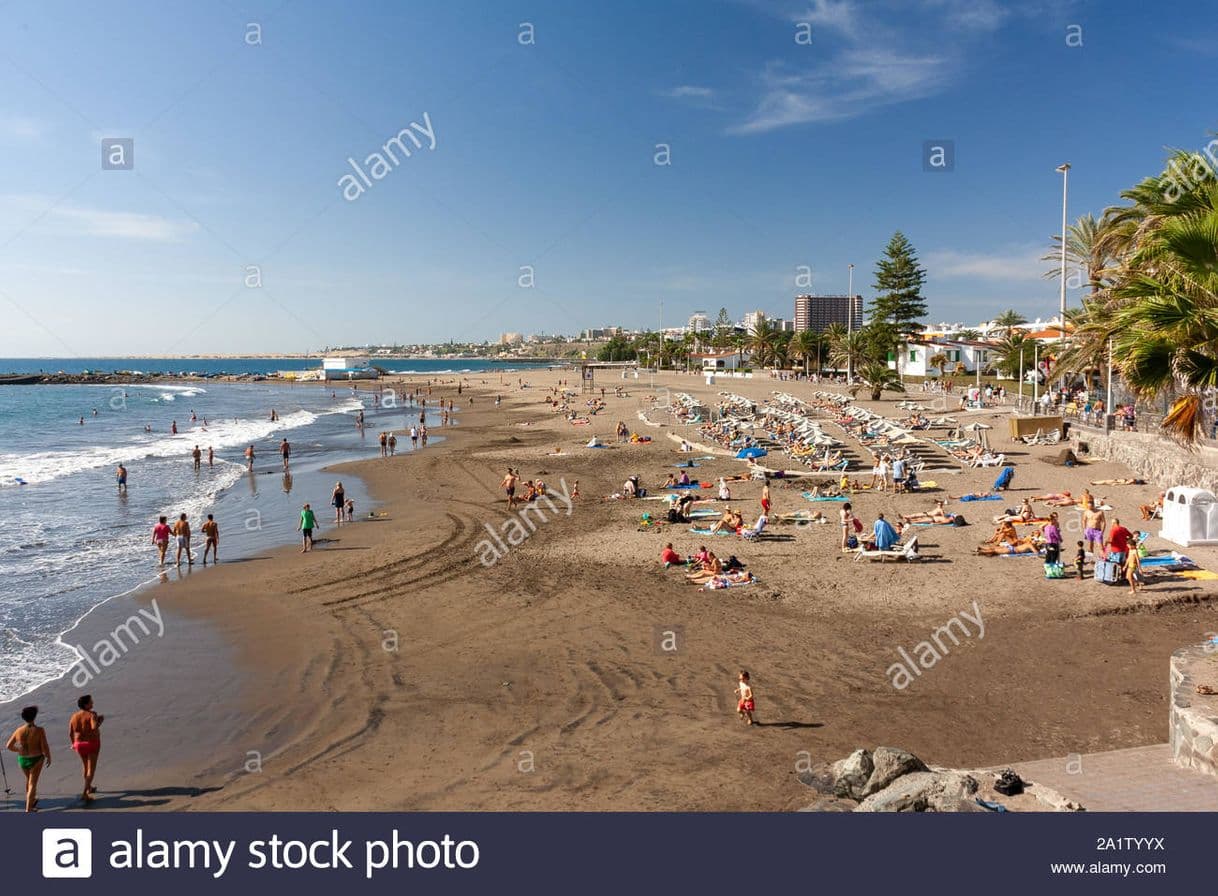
[0,400,361,487]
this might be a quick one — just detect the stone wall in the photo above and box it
[1071,427,1218,493]
[1169,644,1218,779]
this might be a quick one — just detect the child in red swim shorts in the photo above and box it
[736,671,755,726]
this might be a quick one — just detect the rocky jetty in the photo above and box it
[797,746,1084,812]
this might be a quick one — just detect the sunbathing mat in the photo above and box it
[688,527,736,536]
[1174,569,1218,581]
[802,493,848,502]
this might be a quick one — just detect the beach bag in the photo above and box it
[845,535,859,549]
[1094,558,1122,585]
[1044,562,1065,579]
[852,517,864,533]
[993,769,1025,796]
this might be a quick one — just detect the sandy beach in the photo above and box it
[13,369,1216,812]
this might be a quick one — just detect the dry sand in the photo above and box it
[28,369,1217,812]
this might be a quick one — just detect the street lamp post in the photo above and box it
[1056,163,1071,391]
[846,263,855,383]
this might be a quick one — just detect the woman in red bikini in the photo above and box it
[68,694,103,803]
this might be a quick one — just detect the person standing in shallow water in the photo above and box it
[5,705,50,812]
[299,503,318,552]
[68,694,102,803]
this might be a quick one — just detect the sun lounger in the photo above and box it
[973,453,1005,468]
[853,537,920,563]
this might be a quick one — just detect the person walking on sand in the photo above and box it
[299,503,318,552]
[501,468,519,510]
[172,512,193,566]
[201,513,219,565]
[839,502,854,550]
[331,482,346,524]
[736,671,755,726]
[116,463,127,494]
[192,445,202,471]
[152,515,171,566]
[244,444,255,471]
[760,480,771,517]
[68,694,102,802]
[6,706,50,812]
[280,438,291,470]
[1082,505,1105,557]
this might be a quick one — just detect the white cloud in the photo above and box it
[730,49,947,132]
[0,117,43,139]
[788,0,859,36]
[926,246,1046,281]
[0,195,199,242]
[726,0,1054,134]
[659,85,717,101]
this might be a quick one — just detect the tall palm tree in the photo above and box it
[1042,212,1118,298]
[747,317,777,368]
[927,351,949,380]
[992,309,1028,338]
[858,361,906,401]
[1105,205,1218,441]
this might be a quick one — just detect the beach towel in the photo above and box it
[1139,554,1192,568]
[801,492,848,502]
[688,527,736,536]
[959,494,1003,502]
[667,483,701,489]
[703,577,757,590]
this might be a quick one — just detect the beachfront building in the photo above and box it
[694,350,750,372]
[322,356,378,381]
[889,340,995,377]
[793,294,864,332]
[687,311,711,333]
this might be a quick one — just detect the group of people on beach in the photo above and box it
[151,512,219,566]
[5,695,103,812]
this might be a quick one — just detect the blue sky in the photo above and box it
[0,0,1215,355]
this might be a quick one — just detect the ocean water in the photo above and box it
[0,379,450,703]
[0,357,553,376]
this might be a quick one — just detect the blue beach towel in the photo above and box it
[959,493,1003,502]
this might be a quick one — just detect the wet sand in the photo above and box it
[9,370,1215,812]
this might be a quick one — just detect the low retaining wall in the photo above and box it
[1169,644,1218,778]
[1072,427,1218,492]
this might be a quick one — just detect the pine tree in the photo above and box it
[871,232,928,338]
[714,307,733,349]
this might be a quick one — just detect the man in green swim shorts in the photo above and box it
[298,503,318,552]
[6,705,51,812]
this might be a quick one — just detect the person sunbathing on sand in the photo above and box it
[1032,490,1073,504]
[993,498,1036,523]
[1091,478,1146,486]
[976,537,1041,556]
[706,570,755,589]
[985,520,1019,545]
[901,500,954,525]
[710,510,743,534]
[686,552,723,583]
